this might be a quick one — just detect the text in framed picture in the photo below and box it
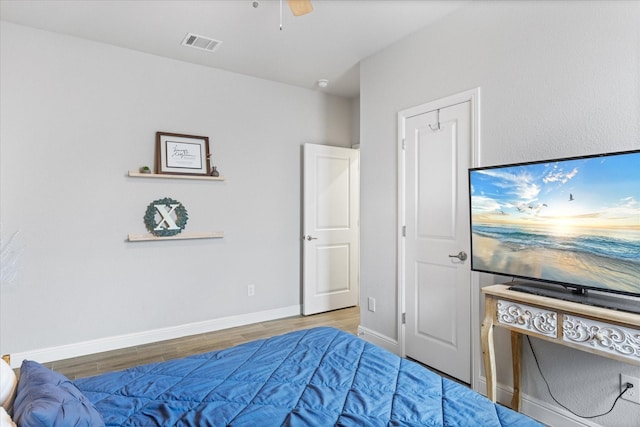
[156,132,211,175]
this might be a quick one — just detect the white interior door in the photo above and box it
[402,101,472,383]
[303,144,359,315]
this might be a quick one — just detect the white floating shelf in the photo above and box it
[127,231,224,242]
[128,171,225,181]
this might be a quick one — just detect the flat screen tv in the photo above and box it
[469,149,640,314]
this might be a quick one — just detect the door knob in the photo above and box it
[448,251,468,261]
[305,235,318,241]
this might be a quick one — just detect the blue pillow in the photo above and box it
[13,360,104,427]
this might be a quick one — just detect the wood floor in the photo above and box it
[43,306,360,380]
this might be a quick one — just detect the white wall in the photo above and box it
[0,22,352,356]
[350,95,361,147]
[360,1,639,426]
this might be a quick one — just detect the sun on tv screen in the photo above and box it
[469,149,640,299]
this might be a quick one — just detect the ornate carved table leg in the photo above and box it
[481,295,497,402]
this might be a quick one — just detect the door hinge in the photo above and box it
[402,225,406,237]
[402,313,406,324]
[402,139,406,150]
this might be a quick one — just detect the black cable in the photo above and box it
[526,336,632,419]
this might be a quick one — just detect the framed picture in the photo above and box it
[156,132,211,176]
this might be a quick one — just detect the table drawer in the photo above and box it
[562,315,640,362]
[497,299,557,338]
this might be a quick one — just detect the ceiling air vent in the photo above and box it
[181,33,222,52]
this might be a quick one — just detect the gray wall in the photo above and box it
[359,1,639,426]
[0,22,352,354]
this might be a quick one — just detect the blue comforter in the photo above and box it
[75,327,542,426]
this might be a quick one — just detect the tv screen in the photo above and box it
[469,149,640,299]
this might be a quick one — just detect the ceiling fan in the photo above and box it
[276,0,313,30]
[254,0,313,29]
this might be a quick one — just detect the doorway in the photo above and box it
[398,89,479,384]
[302,143,360,315]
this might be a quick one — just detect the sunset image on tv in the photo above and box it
[469,151,640,294]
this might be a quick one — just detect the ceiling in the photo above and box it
[0,0,467,98]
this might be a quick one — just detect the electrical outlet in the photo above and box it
[367,297,376,312]
[620,374,640,404]
[247,284,255,297]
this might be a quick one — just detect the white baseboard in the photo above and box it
[356,325,400,354]
[476,377,603,427]
[9,305,301,368]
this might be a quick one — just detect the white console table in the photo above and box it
[481,284,640,411]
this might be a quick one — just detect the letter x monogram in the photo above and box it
[154,203,181,230]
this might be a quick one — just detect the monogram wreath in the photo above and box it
[144,197,189,237]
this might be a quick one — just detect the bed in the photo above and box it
[8,327,543,426]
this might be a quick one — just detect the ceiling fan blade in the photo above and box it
[288,0,313,16]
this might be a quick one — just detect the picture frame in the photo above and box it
[156,132,211,176]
